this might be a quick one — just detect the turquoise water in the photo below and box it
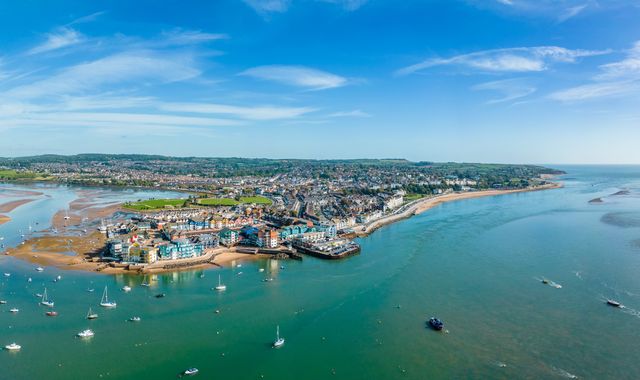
[1,167,640,379]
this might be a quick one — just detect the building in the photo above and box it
[219,228,239,246]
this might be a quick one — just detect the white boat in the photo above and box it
[9,308,19,313]
[100,286,117,308]
[4,343,21,350]
[41,288,54,307]
[122,286,132,292]
[0,300,6,304]
[214,274,226,291]
[273,325,285,348]
[129,316,141,322]
[87,307,98,320]
[183,368,199,376]
[140,282,150,287]
[27,277,32,283]
[258,268,265,272]
[35,267,44,272]
[3,273,10,277]
[77,329,94,338]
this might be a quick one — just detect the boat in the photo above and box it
[46,311,58,317]
[273,325,285,348]
[129,316,141,322]
[428,317,444,331]
[36,267,44,272]
[4,273,10,277]
[87,288,95,293]
[40,288,54,307]
[122,286,132,292]
[87,307,98,320]
[9,308,18,313]
[155,293,166,298]
[258,268,265,272]
[607,299,622,307]
[4,343,21,351]
[541,279,549,284]
[0,300,7,304]
[77,329,94,338]
[262,277,274,282]
[183,368,199,376]
[199,273,205,278]
[100,286,117,308]
[214,274,226,291]
[27,277,32,283]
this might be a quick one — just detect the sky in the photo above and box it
[0,0,639,164]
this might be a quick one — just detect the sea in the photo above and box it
[1,165,640,379]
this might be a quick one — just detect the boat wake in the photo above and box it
[551,366,579,379]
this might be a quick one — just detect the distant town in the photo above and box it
[0,154,563,268]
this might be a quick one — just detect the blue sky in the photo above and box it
[0,0,639,163]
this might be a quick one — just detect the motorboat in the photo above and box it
[46,311,58,317]
[9,308,18,313]
[36,267,44,272]
[4,343,21,351]
[77,329,94,338]
[122,286,132,292]
[428,317,444,331]
[0,300,7,304]
[183,368,199,376]
[273,325,285,348]
[129,316,141,322]
[607,299,622,308]
[100,286,117,308]
[214,275,226,291]
[155,293,166,298]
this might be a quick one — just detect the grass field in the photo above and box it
[0,169,48,180]
[403,193,425,202]
[197,196,272,206]
[123,198,189,210]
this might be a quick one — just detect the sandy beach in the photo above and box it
[356,182,562,236]
[0,198,36,213]
[0,214,10,225]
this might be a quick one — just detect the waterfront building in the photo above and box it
[219,228,239,246]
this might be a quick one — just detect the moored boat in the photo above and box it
[214,274,226,291]
[100,286,117,308]
[183,368,199,376]
[46,311,58,317]
[40,288,54,307]
[9,308,19,313]
[273,325,285,348]
[428,317,444,331]
[77,329,94,338]
[129,316,141,322]
[4,343,21,351]
[87,307,98,320]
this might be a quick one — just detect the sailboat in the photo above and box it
[87,307,98,319]
[273,325,285,348]
[100,286,117,308]
[40,288,54,307]
[214,274,226,291]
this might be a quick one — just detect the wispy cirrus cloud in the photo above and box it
[472,78,536,104]
[8,51,201,99]
[328,109,371,117]
[158,102,315,120]
[243,0,290,14]
[240,65,348,90]
[557,4,588,22]
[317,0,369,11]
[396,46,609,76]
[28,27,84,55]
[549,41,640,102]
[159,29,229,46]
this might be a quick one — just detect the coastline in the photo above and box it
[355,182,562,237]
[2,181,562,274]
[0,214,10,225]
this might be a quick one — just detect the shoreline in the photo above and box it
[355,182,562,237]
[2,181,562,274]
[0,214,10,225]
[0,198,36,213]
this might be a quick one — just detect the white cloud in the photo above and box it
[548,81,640,101]
[244,0,290,13]
[597,41,640,80]
[472,79,536,104]
[8,51,201,99]
[68,11,107,25]
[240,65,348,90]
[317,0,369,11]
[158,102,315,120]
[28,27,84,55]
[496,0,514,5]
[396,46,609,76]
[328,109,371,117]
[550,41,640,102]
[160,29,228,46]
[557,4,588,22]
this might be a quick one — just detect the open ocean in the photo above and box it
[1,165,640,379]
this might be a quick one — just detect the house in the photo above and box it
[219,228,239,246]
